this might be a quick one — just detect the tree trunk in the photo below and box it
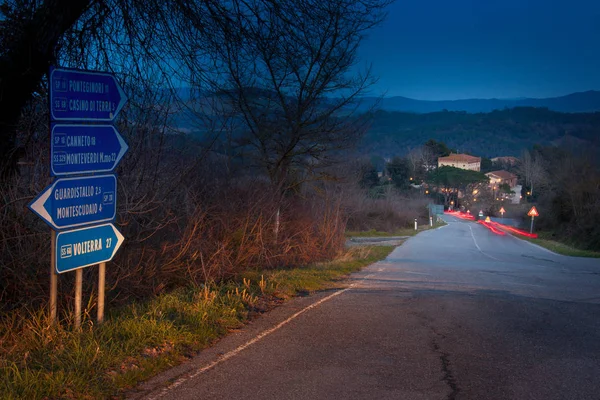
[0,0,91,179]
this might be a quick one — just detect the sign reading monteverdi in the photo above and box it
[51,124,129,176]
[50,67,127,122]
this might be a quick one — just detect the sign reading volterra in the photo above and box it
[55,224,124,273]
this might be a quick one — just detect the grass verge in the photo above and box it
[519,236,600,258]
[0,245,394,400]
[346,222,446,238]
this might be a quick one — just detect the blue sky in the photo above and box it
[358,0,600,100]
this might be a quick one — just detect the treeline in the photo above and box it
[519,146,600,250]
[361,107,600,158]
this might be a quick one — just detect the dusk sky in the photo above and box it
[359,0,600,100]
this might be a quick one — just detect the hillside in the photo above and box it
[357,90,600,114]
[361,107,600,158]
[170,91,600,159]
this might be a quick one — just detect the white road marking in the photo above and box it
[469,225,502,261]
[147,275,373,399]
[403,271,431,275]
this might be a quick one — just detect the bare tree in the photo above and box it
[519,149,546,196]
[197,0,389,192]
[0,0,93,178]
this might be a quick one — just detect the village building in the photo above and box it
[485,170,518,188]
[437,153,481,171]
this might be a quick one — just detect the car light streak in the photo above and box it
[477,220,506,235]
[488,221,538,238]
[444,210,475,220]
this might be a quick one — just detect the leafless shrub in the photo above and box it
[344,185,428,232]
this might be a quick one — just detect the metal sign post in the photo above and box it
[98,262,106,323]
[50,231,58,322]
[30,66,128,327]
[75,269,83,329]
[527,206,539,234]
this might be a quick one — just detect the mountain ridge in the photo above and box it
[358,90,600,114]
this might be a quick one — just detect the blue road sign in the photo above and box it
[55,223,124,273]
[28,175,117,230]
[50,67,127,122]
[51,124,129,176]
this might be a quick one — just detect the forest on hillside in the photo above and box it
[361,107,600,158]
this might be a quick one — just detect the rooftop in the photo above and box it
[438,153,481,163]
[485,170,517,180]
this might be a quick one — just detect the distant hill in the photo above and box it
[357,90,600,114]
[361,107,600,158]
[167,88,600,160]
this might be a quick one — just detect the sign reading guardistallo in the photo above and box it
[28,175,117,230]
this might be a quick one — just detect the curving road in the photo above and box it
[132,215,600,400]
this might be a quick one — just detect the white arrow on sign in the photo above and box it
[55,223,125,273]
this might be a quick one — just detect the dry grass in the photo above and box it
[0,245,394,399]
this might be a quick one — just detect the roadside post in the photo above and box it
[29,66,128,327]
[527,206,539,234]
[429,216,433,227]
[414,218,418,231]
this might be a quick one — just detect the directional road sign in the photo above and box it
[51,124,128,176]
[50,67,127,122]
[55,223,124,273]
[28,175,117,230]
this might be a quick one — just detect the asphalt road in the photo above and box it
[132,215,600,400]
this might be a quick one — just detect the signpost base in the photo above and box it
[50,231,57,323]
[98,263,105,323]
[530,216,535,234]
[75,269,82,329]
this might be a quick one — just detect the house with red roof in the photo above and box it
[485,170,518,188]
[437,153,481,171]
